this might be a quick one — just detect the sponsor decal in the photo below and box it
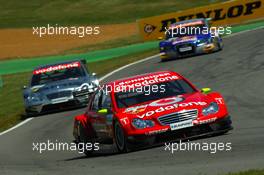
[215,97,224,104]
[145,128,169,135]
[193,117,217,125]
[144,24,157,35]
[170,119,193,131]
[138,100,207,118]
[179,46,193,52]
[115,72,179,91]
[125,105,148,114]
[33,62,80,75]
[117,72,177,86]
[120,117,129,126]
[172,36,197,45]
[51,98,69,104]
[137,0,264,40]
[169,20,204,29]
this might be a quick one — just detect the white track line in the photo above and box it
[0,118,33,136]
[225,25,264,38]
[0,26,262,136]
[0,54,159,137]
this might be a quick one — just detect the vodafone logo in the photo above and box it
[138,100,207,118]
[33,62,80,75]
[149,97,184,107]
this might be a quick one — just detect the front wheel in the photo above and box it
[78,123,94,156]
[25,109,38,117]
[216,38,223,51]
[114,121,130,153]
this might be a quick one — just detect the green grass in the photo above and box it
[0,72,31,130]
[0,0,226,28]
[62,34,142,55]
[0,49,158,132]
[225,170,264,175]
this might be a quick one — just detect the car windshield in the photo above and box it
[115,79,196,108]
[166,23,206,39]
[31,66,85,86]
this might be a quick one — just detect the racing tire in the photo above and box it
[217,43,223,51]
[114,121,130,153]
[216,40,223,51]
[160,56,177,62]
[25,109,38,117]
[160,59,166,62]
[78,124,94,156]
[210,116,233,136]
[160,58,170,62]
[214,130,230,136]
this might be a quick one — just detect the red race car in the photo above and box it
[73,71,232,155]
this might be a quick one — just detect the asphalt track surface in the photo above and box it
[0,29,264,175]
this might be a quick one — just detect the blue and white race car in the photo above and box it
[23,60,99,116]
[159,18,223,61]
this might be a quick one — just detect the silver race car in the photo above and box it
[23,60,99,115]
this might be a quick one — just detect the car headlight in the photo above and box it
[27,93,41,102]
[202,102,219,116]
[132,118,155,129]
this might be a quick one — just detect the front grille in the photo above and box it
[158,109,198,125]
[46,91,72,100]
[176,43,194,55]
[73,89,89,97]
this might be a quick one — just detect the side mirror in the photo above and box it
[97,108,108,114]
[201,88,212,94]
[92,72,96,76]
[158,37,163,40]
